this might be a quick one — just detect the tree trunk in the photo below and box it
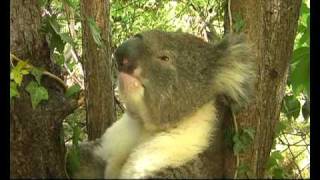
[10,0,77,178]
[80,0,115,140]
[223,0,301,178]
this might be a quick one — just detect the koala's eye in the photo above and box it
[158,55,170,62]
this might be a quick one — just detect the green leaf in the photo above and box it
[60,32,75,45]
[38,0,48,7]
[66,145,81,175]
[274,121,287,137]
[290,50,310,96]
[30,68,44,84]
[48,17,65,53]
[232,133,244,154]
[21,69,29,75]
[298,16,310,46]
[291,47,309,64]
[49,18,61,34]
[10,68,24,85]
[238,163,250,175]
[233,13,245,33]
[271,151,284,161]
[302,100,310,120]
[53,52,65,66]
[63,0,77,8]
[232,128,255,155]
[10,81,20,100]
[51,31,65,53]
[282,95,301,119]
[266,156,277,170]
[87,17,103,47]
[66,60,76,72]
[72,126,81,146]
[26,81,49,109]
[242,128,255,140]
[297,24,306,33]
[65,84,81,98]
[300,1,309,18]
[10,60,30,85]
[273,167,285,179]
[266,151,284,170]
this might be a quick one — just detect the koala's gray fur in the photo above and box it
[66,140,105,179]
[67,30,256,179]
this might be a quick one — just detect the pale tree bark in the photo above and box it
[80,0,115,140]
[10,0,78,178]
[223,0,302,178]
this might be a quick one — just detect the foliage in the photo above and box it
[111,0,225,46]
[10,56,50,109]
[232,127,255,155]
[10,81,20,100]
[66,145,81,175]
[287,0,310,99]
[87,17,103,47]
[40,0,83,88]
[233,13,245,33]
[64,108,87,144]
[10,60,30,86]
[65,84,81,98]
[25,81,49,109]
[64,108,87,174]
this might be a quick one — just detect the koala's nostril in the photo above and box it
[123,58,129,65]
[118,58,135,73]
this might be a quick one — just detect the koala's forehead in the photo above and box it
[116,30,211,60]
[136,30,175,49]
[139,30,210,50]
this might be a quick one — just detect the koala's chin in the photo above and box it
[118,72,144,107]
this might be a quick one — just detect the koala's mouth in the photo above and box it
[118,72,144,93]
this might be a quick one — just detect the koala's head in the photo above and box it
[115,30,255,130]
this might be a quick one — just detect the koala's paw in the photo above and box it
[120,168,149,179]
[119,161,155,179]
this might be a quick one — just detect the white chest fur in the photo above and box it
[94,101,217,179]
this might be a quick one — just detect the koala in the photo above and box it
[69,30,255,179]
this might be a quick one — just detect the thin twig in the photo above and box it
[278,138,307,147]
[10,56,14,67]
[115,96,124,113]
[63,63,83,88]
[228,0,233,33]
[302,138,310,154]
[231,106,239,179]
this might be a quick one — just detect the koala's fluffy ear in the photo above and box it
[212,34,256,110]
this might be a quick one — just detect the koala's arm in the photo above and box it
[66,140,105,179]
[119,102,217,178]
[94,113,144,178]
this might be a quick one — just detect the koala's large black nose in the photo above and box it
[115,37,143,73]
[117,57,134,73]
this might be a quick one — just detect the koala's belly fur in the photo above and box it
[94,101,217,178]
